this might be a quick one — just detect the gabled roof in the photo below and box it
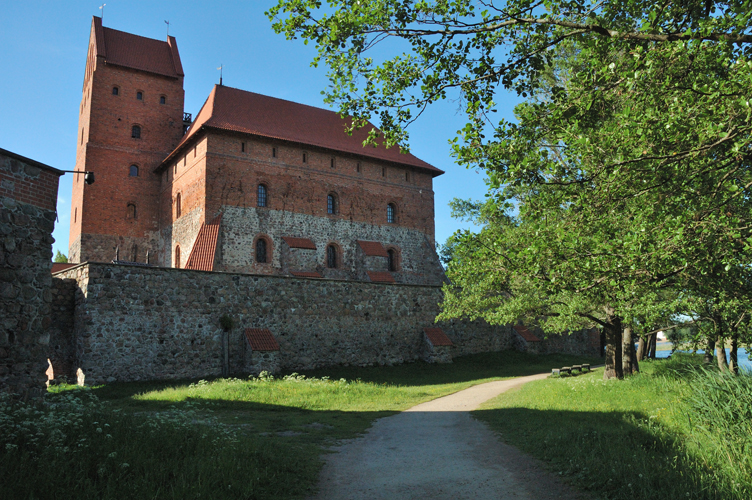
[92,17,184,79]
[282,237,317,250]
[513,324,542,342]
[367,271,395,283]
[358,240,389,257]
[244,328,280,352]
[162,85,443,175]
[424,327,454,347]
[185,213,222,271]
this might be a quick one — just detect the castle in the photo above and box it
[69,17,445,286]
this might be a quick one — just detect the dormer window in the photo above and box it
[136,91,143,100]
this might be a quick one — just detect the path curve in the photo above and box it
[310,373,588,500]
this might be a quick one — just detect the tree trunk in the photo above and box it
[622,327,639,375]
[648,332,657,359]
[604,316,624,380]
[636,335,647,361]
[703,338,715,364]
[729,335,739,375]
[716,334,728,372]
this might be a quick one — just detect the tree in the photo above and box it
[53,250,68,263]
[269,1,752,378]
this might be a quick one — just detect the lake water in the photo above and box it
[655,345,751,370]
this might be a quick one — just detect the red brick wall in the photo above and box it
[70,26,185,262]
[0,160,60,211]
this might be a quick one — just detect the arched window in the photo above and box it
[387,203,396,223]
[175,245,181,269]
[112,86,119,96]
[327,244,337,269]
[131,125,141,139]
[175,193,181,218]
[127,203,137,220]
[327,193,337,215]
[129,165,139,177]
[160,95,166,105]
[256,238,268,263]
[257,184,267,207]
[388,249,398,272]
[136,91,143,100]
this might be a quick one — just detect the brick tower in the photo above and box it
[69,17,186,263]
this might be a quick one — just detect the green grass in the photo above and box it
[474,354,752,500]
[2,350,599,500]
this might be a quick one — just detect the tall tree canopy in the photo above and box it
[269,1,752,378]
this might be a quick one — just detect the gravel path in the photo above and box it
[310,373,589,500]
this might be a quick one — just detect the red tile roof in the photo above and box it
[358,240,389,257]
[51,263,76,274]
[163,85,443,175]
[92,17,184,78]
[513,324,542,342]
[244,329,280,352]
[424,327,454,346]
[185,213,222,271]
[290,271,324,278]
[367,271,395,283]
[282,237,317,250]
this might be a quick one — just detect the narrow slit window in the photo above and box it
[176,193,182,218]
[272,147,277,158]
[256,238,267,263]
[330,158,335,168]
[388,249,397,272]
[257,184,267,207]
[356,162,361,173]
[241,142,245,153]
[175,245,181,269]
[302,152,308,163]
[74,207,77,223]
[327,245,337,269]
[405,171,410,182]
[382,167,386,177]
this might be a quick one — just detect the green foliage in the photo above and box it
[53,250,68,263]
[219,314,235,331]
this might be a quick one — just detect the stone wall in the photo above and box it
[1,148,62,398]
[46,278,78,382]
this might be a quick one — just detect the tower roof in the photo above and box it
[92,17,184,78]
[162,85,443,176]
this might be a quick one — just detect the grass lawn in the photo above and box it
[1,350,600,500]
[474,355,752,500]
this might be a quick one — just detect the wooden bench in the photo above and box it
[572,365,582,373]
[551,368,561,376]
[582,363,590,372]
[560,366,572,375]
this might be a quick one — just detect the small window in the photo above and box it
[174,163,177,175]
[356,162,361,173]
[382,167,386,177]
[302,152,308,163]
[257,184,267,207]
[175,245,181,269]
[136,91,143,100]
[327,244,337,269]
[176,193,182,218]
[256,238,268,263]
[112,86,119,96]
[81,128,84,145]
[272,147,277,158]
[241,142,245,153]
[127,203,137,220]
[74,207,77,223]
[160,95,166,105]
[193,146,197,158]
[327,194,337,215]
[129,165,139,177]
[388,249,398,272]
[131,125,141,139]
[330,157,335,168]
[405,171,410,182]
[387,203,396,224]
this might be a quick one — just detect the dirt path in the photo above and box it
[310,373,588,500]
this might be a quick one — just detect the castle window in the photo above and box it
[131,125,141,139]
[112,86,119,96]
[256,238,268,263]
[193,146,196,158]
[327,244,337,269]
[74,207,77,223]
[175,245,181,269]
[129,165,139,177]
[136,91,143,100]
[176,193,182,218]
[327,193,337,215]
[257,184,268,207]
[356,162,361,173]
[241,142,245,153]
[81,128,84,145]
[330,157,335,169]
[388,249,398,272]
[127,203,137,220]
[387,203,396,223]
[382,167,386,177]
[272,147,277,158]
[302,152,308,163]
[405,171,410,182]
[160,95,166,105]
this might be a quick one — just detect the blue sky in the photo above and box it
[0,1,520,258]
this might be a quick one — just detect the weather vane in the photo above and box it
[217,64,223,85]
[165,20,170,37]
[99,3,106,22]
